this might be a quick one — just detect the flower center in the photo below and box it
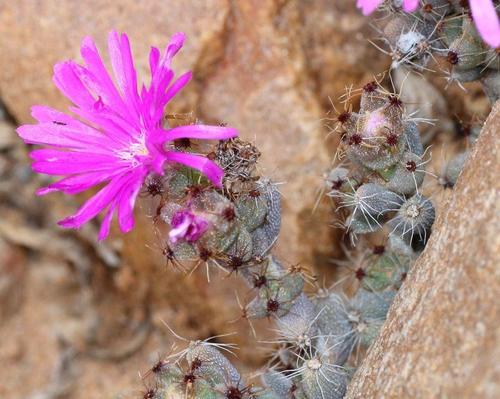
[117,134,149,167]
[364,111,386,137]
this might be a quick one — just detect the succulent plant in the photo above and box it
[134,122,414,398]
[377,1,499,101]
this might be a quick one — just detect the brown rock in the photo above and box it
[0,0,230,122]
[299,0,388,109]
[0,121,17,150]
[347,102,500,399]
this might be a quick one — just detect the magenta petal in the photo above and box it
[68,106,136,144]
[18,124,88,149]
[58,172,135,229]
[18,123,114,151]
[107,31,140,119]
[169,209,209,243]
[470,0,500,48]
[147,32,186,113]
[149,46,160,78]
[168,222,190,243]
[145,73,176,127]
[30,149,124,176]
[165,125,239,141]
[58,185,119,229]
[117,197,135,233]
[356,0,384,15]
[81,37,125,106]
[117,171,145,233]
[32,160,119,176]
[150,70,192,125]
[53,61,96,110]
[30,148,117,164]
[151,69,175,104]
[166,151,224,187]
[403,0,419,12]
[163,32,186,67]
[161,71,192,106]
[36,169,126,196]
[28,106,120,147]
[31,105,78,125]
[36,186,59,196]
[98,204,116,241]
[80,38,135,124]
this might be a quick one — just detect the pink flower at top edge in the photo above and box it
[356,0,418,15]
[470,0,500,48]
[168,210,209,243]
[16,31,238,240]
[356,0,500,48]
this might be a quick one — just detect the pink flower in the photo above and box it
[17,31,238,240]
[356,0,418,15]
[168,210,209,243]
[470,0,500,48]
[356,0,500,48]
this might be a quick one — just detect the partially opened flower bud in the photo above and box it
[169,210,210,244]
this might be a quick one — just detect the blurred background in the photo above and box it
[0,1,493,398]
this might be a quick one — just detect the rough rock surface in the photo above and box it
[0,0,231,121]
[347,102,500,399]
